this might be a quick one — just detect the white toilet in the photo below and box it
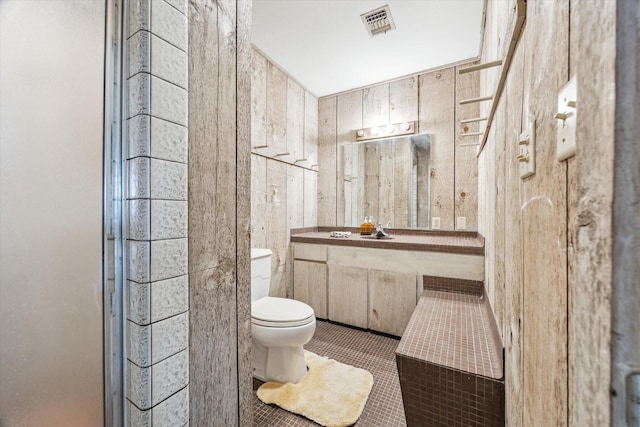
[251,248,316,383]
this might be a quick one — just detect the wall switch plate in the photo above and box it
[457,217,466,230]
[431,217,441,230]
[519,120,536,179]
[556,75,577,161]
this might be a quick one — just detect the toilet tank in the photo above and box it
[251,248,272,302]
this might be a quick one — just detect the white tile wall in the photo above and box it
[151,312,188,364]
[127,0,189,422]
[151,349,189,405]
[128,360,152,409]
[128,281,151,325]
[150,238,187,281]
[150,0,187,51]
[129,240,151,283]
[128,115,151,158]
[151,34,187,89]
[150,76,188,125]
[151,200,187,240]
[129,199,151,240]
[150,159,187,200]
[150,117,187,162]
[151,275,188,322]
[152,386,189,427]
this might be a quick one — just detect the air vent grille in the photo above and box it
[361,5,396,37]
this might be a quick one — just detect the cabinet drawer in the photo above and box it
[293,243,327,262]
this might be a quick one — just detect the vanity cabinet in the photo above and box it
[292,243,328,319]
[327,265,368,329]
[293,260,327,319]
[368,269,417,336]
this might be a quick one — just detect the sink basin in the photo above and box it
[360,235,395,240]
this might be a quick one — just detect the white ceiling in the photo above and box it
[252,0,485,97]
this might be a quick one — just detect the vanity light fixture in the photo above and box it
[354,121,416,141]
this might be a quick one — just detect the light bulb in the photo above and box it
[385,124,395,133]
[356,129,365,137]
[370,126,379,136]
[400,122,410,131]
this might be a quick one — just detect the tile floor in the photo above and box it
[253,320,407,426]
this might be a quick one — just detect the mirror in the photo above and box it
[341,134,431,229]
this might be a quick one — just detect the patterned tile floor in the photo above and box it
[253,320,407,426]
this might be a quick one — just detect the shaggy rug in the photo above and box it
[256,351,374,427]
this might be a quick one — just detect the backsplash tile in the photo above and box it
[151,200,187,240]
[129,0,151,37]
[151,275,188,322]
[128,401,151,427]
[151,349,189,405]
[150,158,187,200]
[129,156,150,199]
[150,238,188,281]
[150,117,187,163]
[151,312,188,364]
[129,73,151,117]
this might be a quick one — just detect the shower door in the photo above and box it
[0,1,124,425]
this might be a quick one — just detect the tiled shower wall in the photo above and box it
[126,0,189,424]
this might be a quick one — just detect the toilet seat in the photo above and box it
[252,296,315,327]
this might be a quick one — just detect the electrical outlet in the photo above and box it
[457,217,467,230]
[519,120,536,179]
[431,217,441,230]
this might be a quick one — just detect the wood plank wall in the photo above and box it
[478,0,616,425]
[188,0,252,424]
[318,64,479,230]
[251,49,319,298]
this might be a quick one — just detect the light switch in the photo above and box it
[518,120,536,179]
[556,75,577,161]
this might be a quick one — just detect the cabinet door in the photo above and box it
[293,260,327,319]
[368,269,417,336]
[328,265,368,328]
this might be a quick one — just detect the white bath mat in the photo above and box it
[256,350,374,427]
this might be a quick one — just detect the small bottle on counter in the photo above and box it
[360,217,370,235]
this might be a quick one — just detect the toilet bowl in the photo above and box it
[251,249,316,384]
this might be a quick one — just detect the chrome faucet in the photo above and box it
[375,223,389,238]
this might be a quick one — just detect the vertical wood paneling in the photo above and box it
[236,0,252,421]
[251,154,267,248]
[336,91,362,226]
[455,65,480,231]
[303,170,317,227]
[251,50,267,149]
[419,69,455,230]
[188,0,242,423]
[378,141,394,226]
[265,160,287,297]
[304,92,318,164]
[364,144,379,222]
[390,77,418,123]
[286,79,304,159]
[266,63,287,154]
[520,2,569,425]
[363,83,390,127]
[571,0,615,425]
[287,165,304,229]
[317,96,337,226]
[393,141,411,228]
[503,41,525,427]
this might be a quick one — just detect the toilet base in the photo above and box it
[253,340,308,384]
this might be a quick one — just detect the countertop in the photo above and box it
[290,227,484,255]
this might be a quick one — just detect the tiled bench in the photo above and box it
[395,276,505,426]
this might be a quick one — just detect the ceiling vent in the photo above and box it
[361,5,396,37]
